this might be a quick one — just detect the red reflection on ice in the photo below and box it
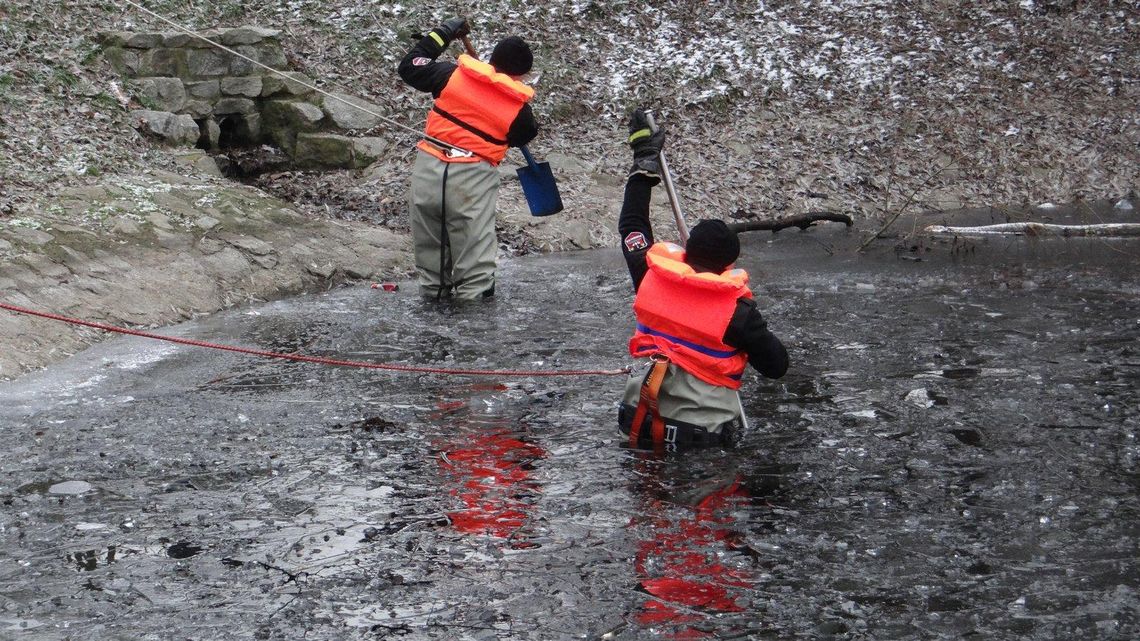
[438,431,545,540]
[634,478,752,637]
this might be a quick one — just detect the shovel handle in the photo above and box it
[460,35,478,59]
[644,112,689,245]
[520,145,540,168]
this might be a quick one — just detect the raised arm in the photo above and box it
[617,108,665,290]
[397,16,470,95]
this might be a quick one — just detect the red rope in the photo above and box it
[0,302,629,378]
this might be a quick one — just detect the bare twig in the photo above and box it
[858,155,953,252]
[727,211,853,234]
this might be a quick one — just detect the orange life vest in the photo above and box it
[418,54,534,165]
[628,243,752,389]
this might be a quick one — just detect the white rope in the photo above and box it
[119,0,472,156]
[924,223,1140,238]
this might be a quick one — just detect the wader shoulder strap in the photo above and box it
[628,356,669,448]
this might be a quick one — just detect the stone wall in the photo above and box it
[99,26,390,170]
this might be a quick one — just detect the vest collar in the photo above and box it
[457,54,535,102]
[646,243,750,291]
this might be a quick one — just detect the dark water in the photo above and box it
[0,228,1138,640]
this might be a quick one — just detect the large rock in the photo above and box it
[295,133,355,168]
[138,48,185,77]
[103,48,141,76]
[183,100,213,118]
[129,110,200,147]
[261,72,313,97]
[96,31,129,47]
[220,27,281,46]
[125,33,163,49]
[228,46,260,76]
[132,77,187,113]
[262,99,324,130]
[185,80,220,101]
[258,43,289,70]
[163,114,204,147]
[199,118,221,150]
[218,232,275,256]
[161,32,195,48]
[3,227,54,246]
[18,255,70,280]
[213,97,257,115]
[203,247,253,284]
[221,76,263,97]
[353,137,391,167]
[183,29,226,49]
[187,49,229,77]
[321,92,383,130]
[230,44,288,75]
[261,100,324,154]
[263,129,294,155]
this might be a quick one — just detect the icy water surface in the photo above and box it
[0,228,1138,640]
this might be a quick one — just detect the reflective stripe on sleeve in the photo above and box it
[628,128,651,143]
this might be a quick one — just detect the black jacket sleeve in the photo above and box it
[506,104,538,148]
[618,174,660,290]
[398,31,457,96]
[724,298,789,379]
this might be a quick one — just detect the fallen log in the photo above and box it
[923,222,1140,238]
[727,211,853,234]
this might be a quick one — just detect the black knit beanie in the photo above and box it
[490,36,533,76]
[685,219,740,273]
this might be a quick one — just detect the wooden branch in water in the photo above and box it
[923,223,1140,238]
[727,211,853,234]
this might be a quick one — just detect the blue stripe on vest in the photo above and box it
[635,323,741,359]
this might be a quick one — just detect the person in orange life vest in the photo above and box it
[617,108,789,448]
[398,17,539,300]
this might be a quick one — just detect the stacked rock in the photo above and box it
[100,26,389,169]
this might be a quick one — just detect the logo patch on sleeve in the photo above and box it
[623,231,649,252]
[412,57,432,66]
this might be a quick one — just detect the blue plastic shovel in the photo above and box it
[517,145,563,217]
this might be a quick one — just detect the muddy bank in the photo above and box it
[0,161,410,380]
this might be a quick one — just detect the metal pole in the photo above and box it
[643,112,689,245]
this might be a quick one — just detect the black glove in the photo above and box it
[437,16,470,42]
[628,108,664,181]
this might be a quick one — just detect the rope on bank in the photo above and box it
[119,0,474,157]
[0,302,630,378]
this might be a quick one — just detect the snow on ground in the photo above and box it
[0,1,1136,224]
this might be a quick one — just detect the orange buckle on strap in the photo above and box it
[628,354,669,449]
